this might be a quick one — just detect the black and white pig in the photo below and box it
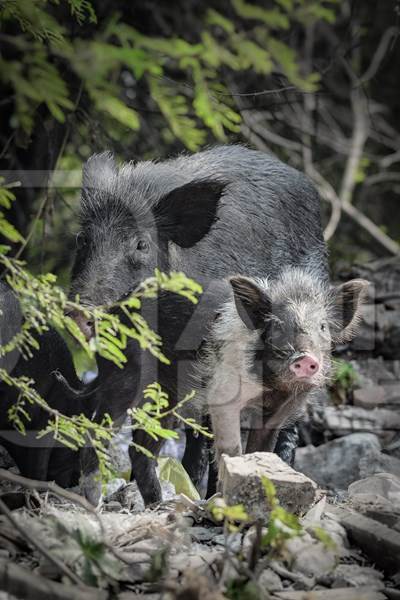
[69,145,352,504]
[193,268,368,490]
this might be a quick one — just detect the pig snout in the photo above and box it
[289,354,320,378]
[68,310,94,341]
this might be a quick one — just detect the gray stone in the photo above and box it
[351,357,396,387]
[219,452,318,520]
[348,473,400,529]
[272,588,386,600]
[285,534,337,579]
[326,505,400,573]
[331,564,384,590]
[295,433,381,490]
[0,445,15,470]
[359,451,400,479]
[322,406,400,437]
[258,568,283,592]
[306,514,350,555]
[353,386,386,409]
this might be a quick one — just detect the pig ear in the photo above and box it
[82,152,118,192]
[330,279,370,341]
[154,180,226,248]
[230,276,271,330]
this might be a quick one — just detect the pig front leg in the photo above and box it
[274,424,299,466]
[129,429,163,506]
[209,402,242,462]
[182,419,212,490]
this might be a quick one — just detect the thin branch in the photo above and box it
[363,172,400,186]
[341,199,400,255]
[380,150,400,168]
[0,468,94,510]
[339,88,369,205]
[241,109,302,152]
[0,559,107,600]
[358,27,400,85]
[0,468,142,567]
[240,123,275,155]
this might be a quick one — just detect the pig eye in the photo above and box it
[136,239,149,253]
[76,232,87,250]
[320,322,327,332]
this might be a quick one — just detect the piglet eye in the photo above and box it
[137,239,149,252]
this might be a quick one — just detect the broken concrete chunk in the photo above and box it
[326,505,400,574]
[219,452,317,520]
[295,433,381,490]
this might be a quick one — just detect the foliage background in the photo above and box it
[1,0,399,285]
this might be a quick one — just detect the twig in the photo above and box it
[0,468,94,510]
[0,497,85,587]
[339,88,369,206]
[0,468,143,566]
[0,559,108,600]
[358,27,400,85]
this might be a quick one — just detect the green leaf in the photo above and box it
[312,525,337,550]
[158,456,200,500]
[231,0,289,29]
[206,9,235,33]
[94,95,140,130]
[0,214,24,243]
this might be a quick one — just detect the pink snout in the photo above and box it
[290,354,320,379]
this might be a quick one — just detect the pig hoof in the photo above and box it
[80,473,103,508]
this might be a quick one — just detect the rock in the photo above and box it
[190,526,222,543]
[348,473,400,529]
[295,433,381,490]
[380,382,400,409]
[285,533,337,579]
[272,588,386,599]
[168,546,222,574]
[326,505,400,573]
[0,445,15,470]
[219,452,318,520]
[308,514,350,555]
[105,478,126,498]
[322,406,400,437]
[359,451,400,479]
[351,357,396,385]
[103,500,122,512]
[349,473,400,504]
[353,386,386,409]
[331,564,384,590]
[258,568,283,592]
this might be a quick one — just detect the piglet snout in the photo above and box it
[290,354,320,378]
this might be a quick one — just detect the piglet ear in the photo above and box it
[230,276,271,330]
[330,279,369,341]
[154,180,225,248]
[82,152,118,192]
